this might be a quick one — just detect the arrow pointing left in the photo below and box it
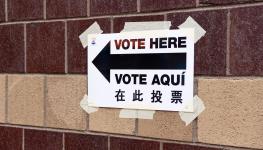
[92,41,187,83]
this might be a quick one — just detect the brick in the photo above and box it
[0,0,4,22]
[67,19,111,73]
[0,76,5,123]
[141,0,196,12]
[27,22,65,73]
[200,0,256,5]
[7,75,44,126]
[46,75,87,130]
[138,111,192,141]
[110,137,160,150]
[198,78,263,149]
[89,108,135,135]
[8,0,43,21]
[65,133,108,150]
[167,10,227,75]
[46,0,87,19]
[164,143,222,150]
[113,15,164,33]
[0,126,22,150]
[230,6,263,75]
[0,24,24,73]
[24,129,63,150]
[90,0,137,16]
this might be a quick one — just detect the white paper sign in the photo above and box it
[88,29,194,112]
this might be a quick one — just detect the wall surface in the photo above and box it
[0,0,263,150]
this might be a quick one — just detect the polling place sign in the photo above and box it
[88,29,194,112]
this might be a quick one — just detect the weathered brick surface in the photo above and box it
[138,111,192,141]
[7,75,44,126]
[67,19,111,73]
[46,75,87,130]
[200,0,259,5]
[90,0,137,16]
[0,0,4,22]
[0,24,24,73]
[27,22,65,73]
[24,129,63,150]
[230,5,263,75]
[168,10,227,75]
[0,0,262,149]
[198,79,263,149]
[0,123,262,149]
[89,108,135,135]
[140,0,196,12]
[163,143,223,150]
[0,126,22,150]
[65,133,108,150]
[110,137,160,150]
[46,0,87,19]
[8,0,43,21]
[113,15,164,33]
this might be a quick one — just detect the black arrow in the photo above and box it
[92,42,186,83]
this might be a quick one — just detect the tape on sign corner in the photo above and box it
[119,109,155,119]
[80,94,99,114]
[79,21,103,48]
[178,16,206,43]
[121,21,171,32]
[179,95,205,126]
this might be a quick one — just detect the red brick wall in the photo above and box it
[0,125,224,150]
[0,0,262,75]
[0,0,263,150]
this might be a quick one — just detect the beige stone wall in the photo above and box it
[198,78,263,149]
[1,74,263,149]
[0,76,5,123]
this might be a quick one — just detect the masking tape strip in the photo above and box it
[177,17,206,125]
[119,109,156,119]
[121,21,171,32]
[119,109,138,118]
[137,110,156,119]
[79,21,103,48]
[178,16,206,43]
[179,95,205,126]
[119,21,171,119]
[80,94,98,114]
[79,21,102,114]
